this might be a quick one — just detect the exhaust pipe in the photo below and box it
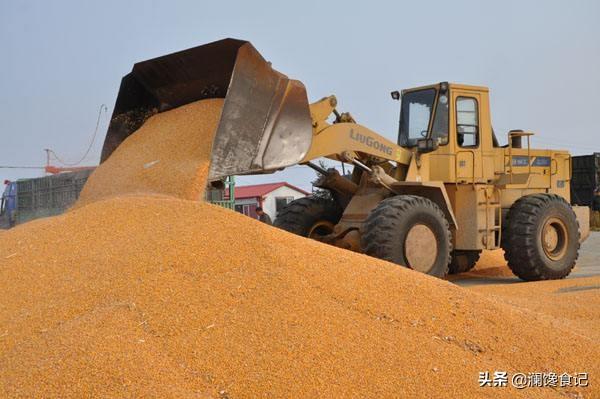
[101,38,313,180]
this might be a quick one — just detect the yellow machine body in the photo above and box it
[301,83,589,251]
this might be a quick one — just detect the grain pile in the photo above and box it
[444,250,514,281]
[0,197,598,398]
[468,250,514,278]
[473,276,600,342]
[0,99,597,398]
[76,99,223,206]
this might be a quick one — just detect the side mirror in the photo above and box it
[390,91,400,100]
[417,138,439,153]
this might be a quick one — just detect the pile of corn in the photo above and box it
[0,100,597,398]
[76,99,223,206]
[472,276,600,343]
[469,250,515,278]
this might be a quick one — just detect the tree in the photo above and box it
[311,159,334,200]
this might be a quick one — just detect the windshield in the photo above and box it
[398,88,436,147]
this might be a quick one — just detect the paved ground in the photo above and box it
[453,231,600,287]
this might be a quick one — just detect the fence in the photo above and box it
[206,176,236,209]
[15,169,94,224]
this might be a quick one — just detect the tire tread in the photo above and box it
[502,194,580,281]
[360,195,452,277]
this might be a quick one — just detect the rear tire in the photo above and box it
[360,195,452,278]
[593,195,600,211]
[274,196,343,239]
[448,250,481,274]
[502,194,580,281]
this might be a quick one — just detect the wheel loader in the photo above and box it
[101,38,590,281]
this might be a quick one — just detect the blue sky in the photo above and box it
[1,0,599,190]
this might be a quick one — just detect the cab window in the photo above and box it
[398,89,436,147]
[456,97,479,147]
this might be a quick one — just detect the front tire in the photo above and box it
[448,250,481,274]
[360,195,452,278]
[502,194,579,281]
[274,196,343,239]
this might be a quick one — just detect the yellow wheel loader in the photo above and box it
[101,38,590,281]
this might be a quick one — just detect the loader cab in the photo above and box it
[396,82,495,184]
[398,83,449,150]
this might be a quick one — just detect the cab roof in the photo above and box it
[401,82,489,94]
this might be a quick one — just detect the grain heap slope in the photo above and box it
[0,197,597,398]
[77,98,224,206]
[0,98,596,398]
[473,275,600,342]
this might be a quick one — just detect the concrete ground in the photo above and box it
[453,231,600,287]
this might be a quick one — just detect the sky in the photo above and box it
[1,0,599,191]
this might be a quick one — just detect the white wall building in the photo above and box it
[233,182,309,220]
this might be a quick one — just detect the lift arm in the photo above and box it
[301,96,413,166]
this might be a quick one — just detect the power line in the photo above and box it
[48,104,108,166]
[0,166,45,169]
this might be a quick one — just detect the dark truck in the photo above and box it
[571,153,600,211]
[0,169,94,229]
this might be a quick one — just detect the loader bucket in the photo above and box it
[100,38,313,181]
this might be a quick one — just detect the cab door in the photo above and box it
[452,92,483,183]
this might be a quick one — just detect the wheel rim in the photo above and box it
[404,224,437,272]
[308,220,335,239]
[541,217,568,261]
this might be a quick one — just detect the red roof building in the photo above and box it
[230,182,309,219]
